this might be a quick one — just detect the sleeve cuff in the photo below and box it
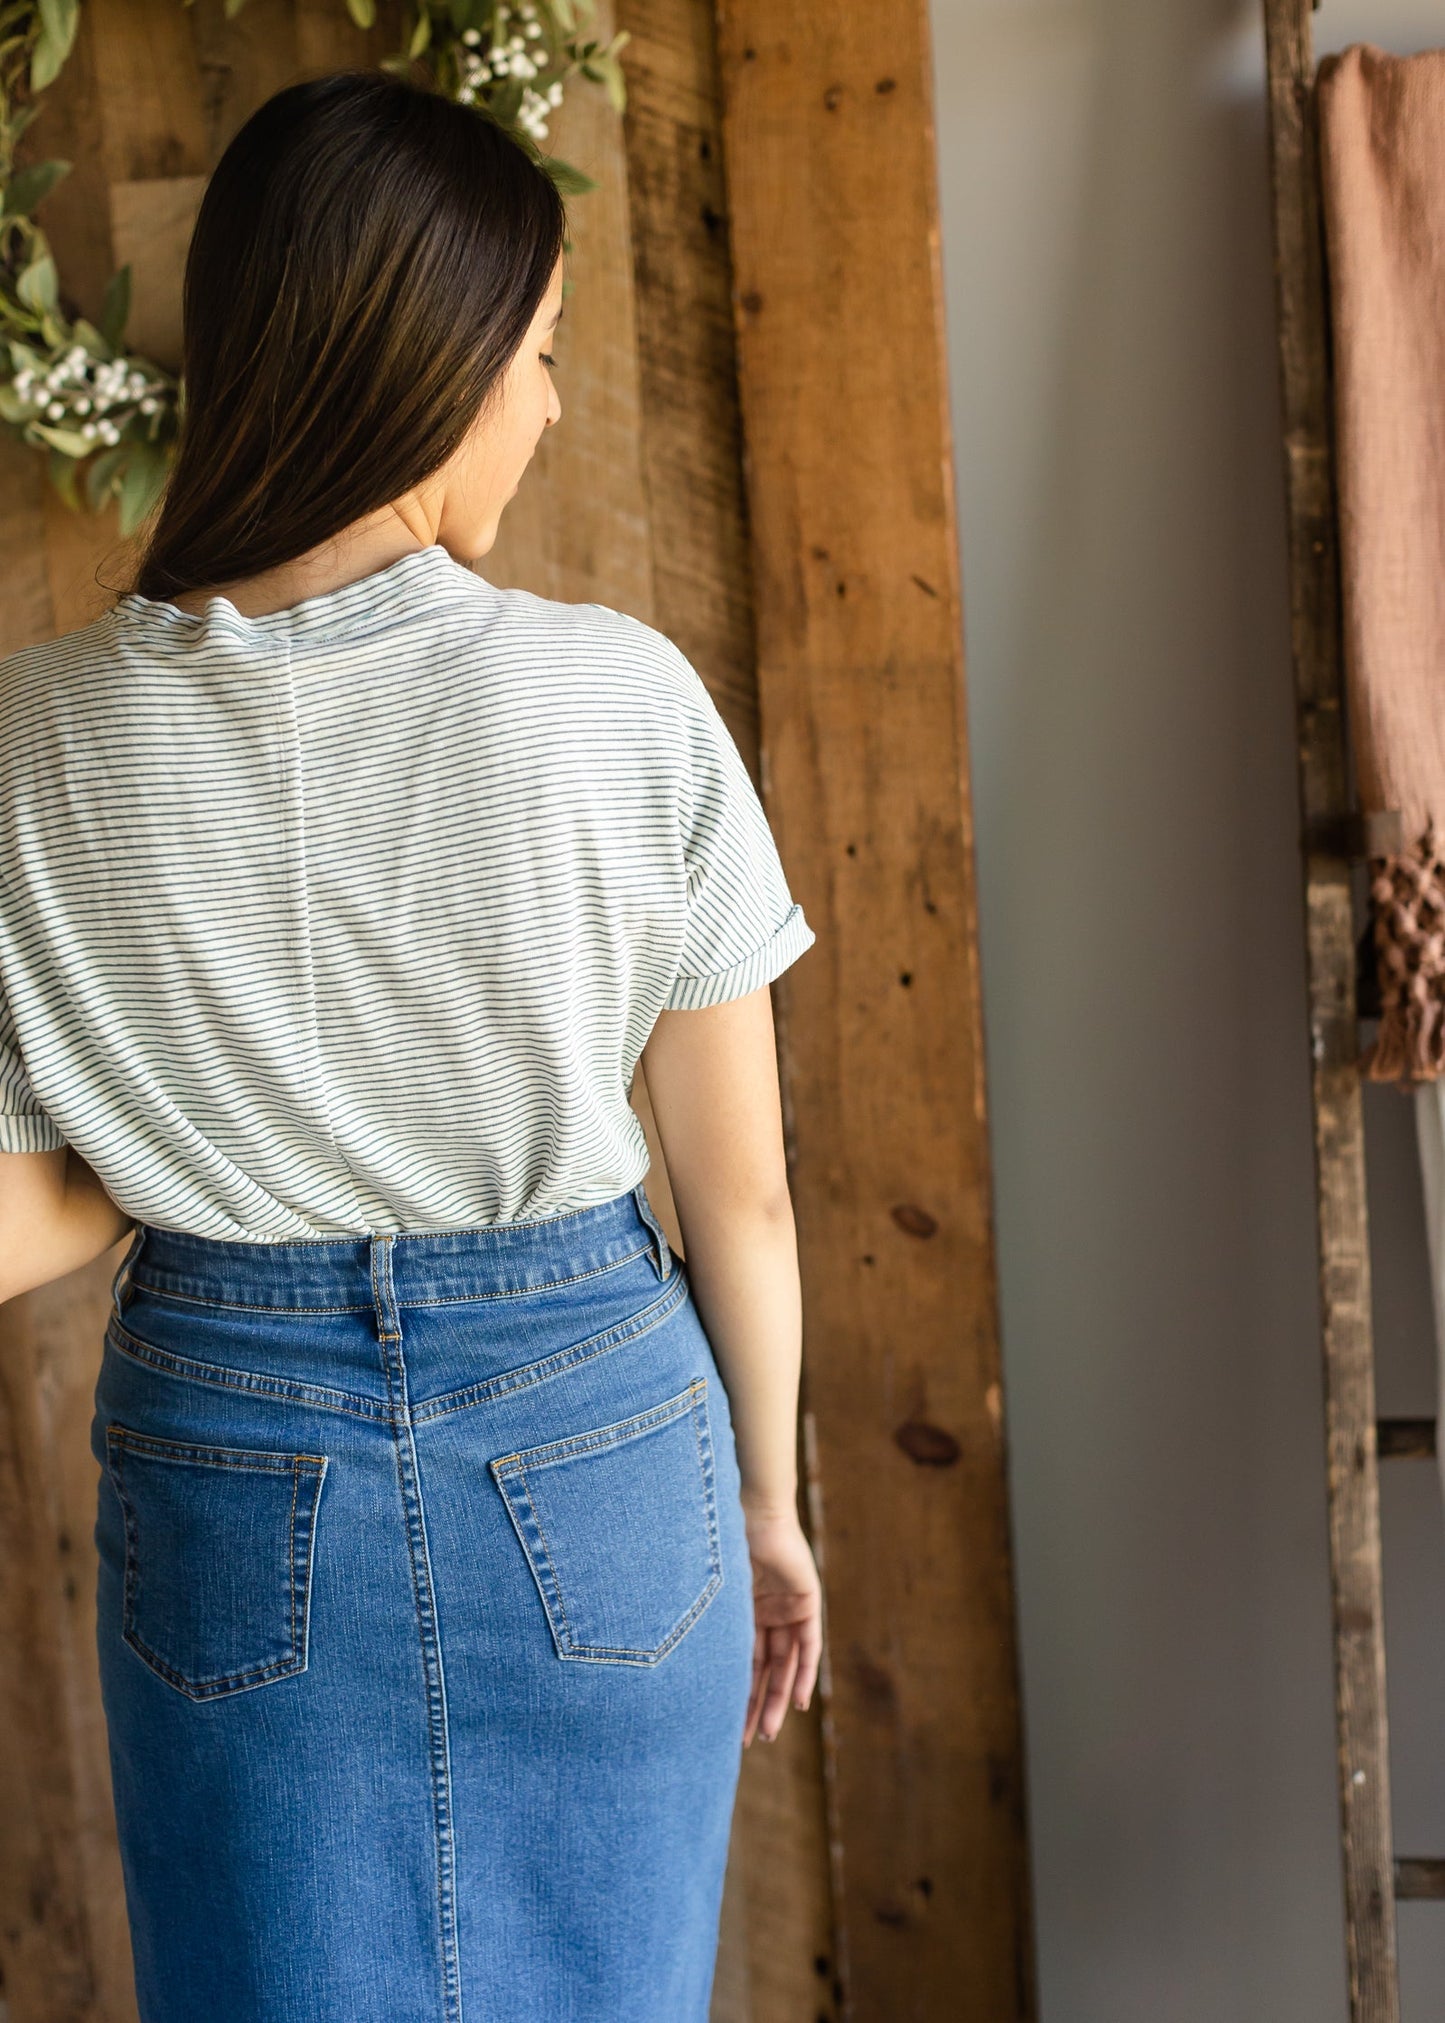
[663,903,816,1010]
[0,1112,67,1152]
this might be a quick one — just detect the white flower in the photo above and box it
[46,400,65,419]
[139,396,158,414]
[81,420,97,439]
[462,25,480,41]
[547,79,562,104]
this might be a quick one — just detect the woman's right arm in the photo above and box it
[638,985,822,1744]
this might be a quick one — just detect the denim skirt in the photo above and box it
[89,1182,755,2022]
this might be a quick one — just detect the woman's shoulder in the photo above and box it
[0,610,118,724]
[470,577,703,700]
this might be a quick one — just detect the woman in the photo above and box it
[0,70,821,2022]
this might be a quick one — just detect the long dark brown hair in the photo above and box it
[126,70,566,601]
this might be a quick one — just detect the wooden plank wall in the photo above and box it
[711,0,1037,2015]
[1,1,1034,2017]
[0,1,841,2016]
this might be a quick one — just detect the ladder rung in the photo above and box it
[1377,1417,1437,1460]
[1395,1858,1445,1899]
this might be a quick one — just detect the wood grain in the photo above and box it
[1262,3,1399,2018]
[2,4,862,2012]
[615,6,836,2011]
[711,1,1035,2015]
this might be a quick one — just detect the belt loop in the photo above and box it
[110,1224,146,1323]
[633,1182,672,1282]
[370,1234,403,1341]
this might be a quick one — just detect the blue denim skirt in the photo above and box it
[89,1182,755,2022]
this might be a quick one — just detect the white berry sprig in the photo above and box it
[1,0,624,530]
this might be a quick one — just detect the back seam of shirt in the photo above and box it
[278,634,373,1232]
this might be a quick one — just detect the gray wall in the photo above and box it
[927,3,1445,2017]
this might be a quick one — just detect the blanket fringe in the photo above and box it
[1363,819,1445,1086]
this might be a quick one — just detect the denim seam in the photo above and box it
[107,1427,329,1468]
[516,1471,574,1650]
[371,1236,402,1344]
[491,1376,702,1471]
[104,1317,392,1421]
[124,1240,658,1315]
[377,1336,462,2021]
[413,1269,689,1425]
[102,1268,689,1426]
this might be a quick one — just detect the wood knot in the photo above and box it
[894,1419,960,1466]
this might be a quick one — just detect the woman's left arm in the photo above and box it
[0,1147,135,1305]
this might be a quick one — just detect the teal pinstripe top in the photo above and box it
[0,544,815,1240]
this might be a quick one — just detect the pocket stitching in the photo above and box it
[105,1425,327,1702]
[490,1373,703,1475]
[491,1380,723,1667]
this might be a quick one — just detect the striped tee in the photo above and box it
[0,543,815,1240]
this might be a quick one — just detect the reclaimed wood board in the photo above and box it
[711,0,1036,2014]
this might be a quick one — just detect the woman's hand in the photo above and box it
[741,1506,824,1747]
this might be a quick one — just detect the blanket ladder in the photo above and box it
[1264,2,1445,2016]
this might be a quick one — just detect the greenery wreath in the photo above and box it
[0,0,625,531]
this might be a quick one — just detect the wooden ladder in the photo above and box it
[1264,2,1445,2015]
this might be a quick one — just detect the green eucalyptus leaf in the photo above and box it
[0,383,33,421]
[36,0,79,56]
[83,441,127,511]
[1,158,71,218]
[345,0,376,28]
[16,255,58,313]
[118,447,164,536]
[33,419,92,456]
[549,0,576,32]
[408,6,431,55]
[47,442,81,509]
[99,264,131,349]
[69,315,113,360]
[542,155,595,196]
[597,50,626,113]
[29,28,65,89]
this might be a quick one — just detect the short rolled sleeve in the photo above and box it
[0,986,65,1153]
[665,669,816,1011]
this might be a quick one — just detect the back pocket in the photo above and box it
[105,1425,328,1702]
[490,1378,722,1665]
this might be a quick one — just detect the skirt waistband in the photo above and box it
[111,1183,674,1323]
